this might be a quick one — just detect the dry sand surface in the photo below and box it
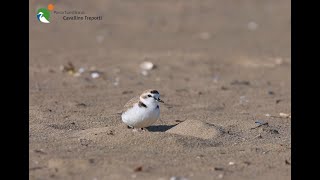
[30,0,291,179]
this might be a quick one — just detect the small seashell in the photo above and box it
[140,61,155,70]
[280,113,291,118]
[78,68,85,74]
[91,72,100,79]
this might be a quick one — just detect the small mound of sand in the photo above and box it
[166,120,223,139]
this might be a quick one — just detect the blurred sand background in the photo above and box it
[29,0,291,179]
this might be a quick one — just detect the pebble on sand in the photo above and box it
[133,166,143,172]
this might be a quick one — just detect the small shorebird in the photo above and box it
[121,89,164,130]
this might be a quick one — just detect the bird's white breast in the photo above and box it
[121,103,160,128]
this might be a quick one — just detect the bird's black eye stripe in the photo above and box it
[148,94,152,97]
[150,90,159,94]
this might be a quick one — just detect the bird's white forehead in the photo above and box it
[140,93,160,99]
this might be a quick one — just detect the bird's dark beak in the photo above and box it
[156,98,164,103]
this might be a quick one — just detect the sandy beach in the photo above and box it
[30,0,291,179]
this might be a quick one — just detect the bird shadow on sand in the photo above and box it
[146,124,177,132]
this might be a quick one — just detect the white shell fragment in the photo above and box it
[91,72,100,79]
[73,67,86,77]
[280,113,291,118]
[78,68,85,74]
[140,61,155,71]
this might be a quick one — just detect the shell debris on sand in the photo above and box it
[139,61,155,76]
[140,61,155,70]
[166,120,223,139]
[280,113,291,118]
[90,71,100,79]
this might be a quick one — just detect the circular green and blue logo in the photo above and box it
[37,4,54,24]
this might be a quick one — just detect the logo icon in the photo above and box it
[37,4,54,23]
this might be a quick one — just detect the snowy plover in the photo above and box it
[121,89,164,130]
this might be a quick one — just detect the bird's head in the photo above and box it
[139,89,164,106]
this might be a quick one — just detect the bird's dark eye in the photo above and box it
[148,94,152,97]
